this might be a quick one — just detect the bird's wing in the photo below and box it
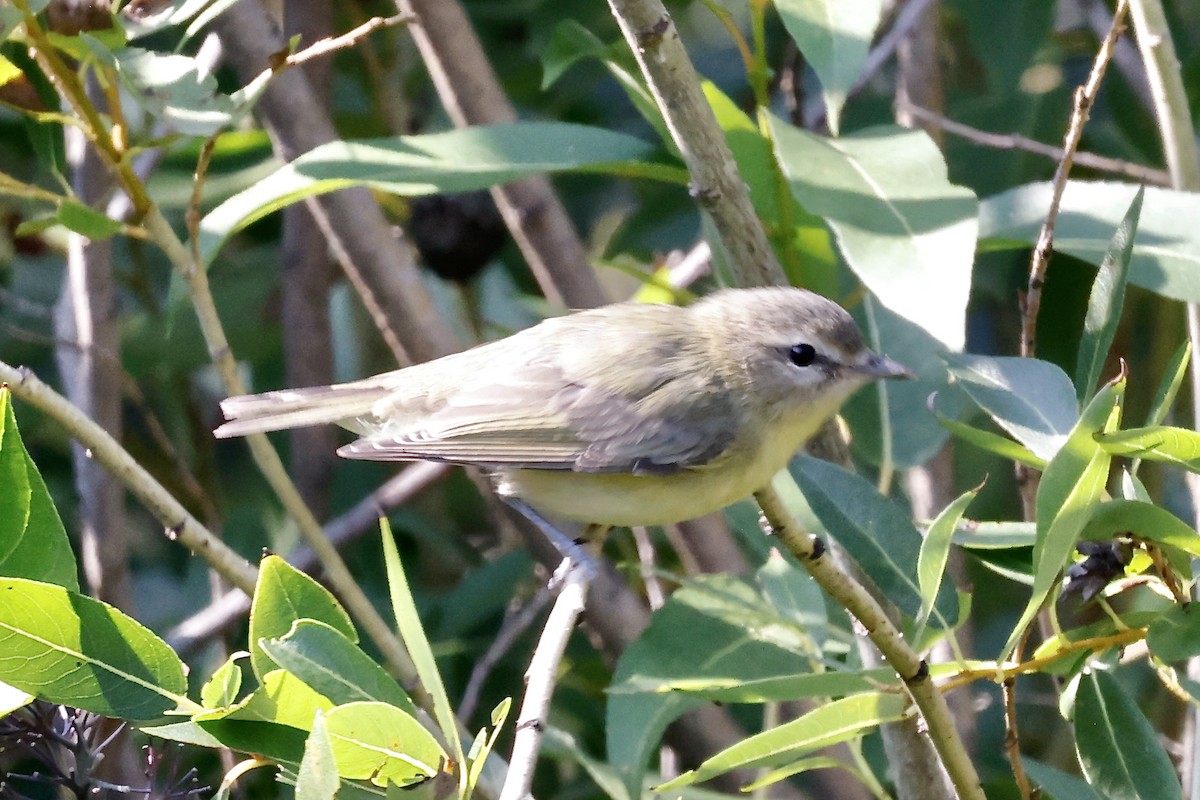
[339,339,739,474]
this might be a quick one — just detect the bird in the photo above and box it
[215,286,911,527]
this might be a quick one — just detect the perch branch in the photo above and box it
[755,487,985,800]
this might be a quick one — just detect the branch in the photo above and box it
[1019,0,1130,359]
[166,462,453,656]
[0,363,259,594]
[499,561,590,800]
[605,0,786,288]
[898,101,1171,185]
[754,486,985,800]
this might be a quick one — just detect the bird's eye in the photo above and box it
[788,343,817,367]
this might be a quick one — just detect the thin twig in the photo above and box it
[1003,628,1033,800]
[0,363,259,593]
[166,461,453,655]
[500,560,591,800]
[1019,0,1130,359]
[459,585,554,722]
[754,486,985,800]
[899,101,1171,185]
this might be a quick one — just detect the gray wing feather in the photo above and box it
[339,346,739,473]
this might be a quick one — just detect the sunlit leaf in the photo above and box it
[773,0,884,134]
[1074,670,1179,799]
[0,389,78,590]
[381,519,462,767]
[0,578,187,721]
[1001,374,1123,660]
[1075,187,1141,402]
[945,354,1078,461]
[916,485,979,635]
[249,555,356,681]
[324,701,445,787]
[770,116,977,350]
[262,620,416,716]
[295,712,338,800]
[656,692,907,790]
[1097,426,1200,473]
[980,181,1200,304]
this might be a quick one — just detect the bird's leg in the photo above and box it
[501,496,600,580]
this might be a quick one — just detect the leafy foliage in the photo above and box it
[1,1,1199,799]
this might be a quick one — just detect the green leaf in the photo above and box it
[0,681,33,715]
[295,711,339,800]
[201,669,333,730]
[952,521,1036,549]
[324,701,445,787]
[789,456,959,628]
[1023,757,1102,800]
[111,48,234,136]
[607,575,819,797]
[1143,341,1190,429]
[200,123,672,266]
[465,697,510,800]
[1002,375,1123,661]
[741,756,862,793]
[1074,670,1179,799]
[1075,187,1142,402]
[541,19,611,89]
[0,578,188,720]
[262,620,416,716]
[0,389,78,590]
[380,519,463,768]
[656,692,907,790]
[200,653,245,709]
[916,485,979,636]
[769,116,978,350]
[1097,426,1200,473]
[249,555,356,681]
[773,0,884,134]
[1148,605,1200,662]
[844,296,953,468]
[0,53,21,86]
[1080,500,1200,560]
[55,200,123,240]
[613,669,884,703]
[757,552,827,644]
[145,717,308,761]
[945,354,1079,461]
[980,181,1200,304]
[933,408,1046,468]
[704,82,782,226]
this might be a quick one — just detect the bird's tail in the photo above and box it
[214,381,393,438]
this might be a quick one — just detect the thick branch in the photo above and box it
[755,486,985,800]
[606,0,785,288]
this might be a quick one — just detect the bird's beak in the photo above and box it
[856,351,916,380]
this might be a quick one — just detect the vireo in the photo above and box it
[215,286,911,526]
